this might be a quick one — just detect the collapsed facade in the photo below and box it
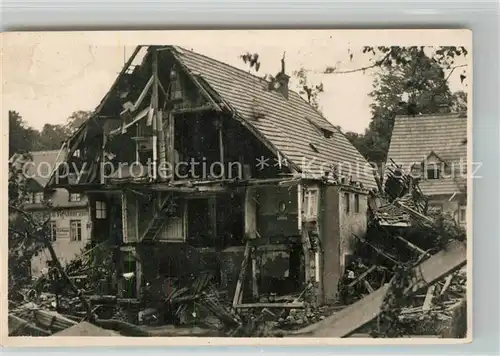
[47,45,377,308]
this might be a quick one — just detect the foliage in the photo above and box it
[65,110,92,135]
[8,110,92,156]
[9,111,39,156]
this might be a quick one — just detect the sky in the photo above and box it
[2,30,469,135]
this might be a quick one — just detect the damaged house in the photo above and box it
[47,45,377,310]
[385,113,468,227]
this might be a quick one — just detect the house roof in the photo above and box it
[10,150,88,208]
[170,47,377,189]
[386,113,468,196]
[10,150,60,188]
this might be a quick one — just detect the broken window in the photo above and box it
[344,192,350,214]
[96,201,107,219]
[70,220,82,241]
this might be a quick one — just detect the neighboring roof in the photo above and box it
[386,113,467,196]
[10,150,88,207]
[170,47,377,189]
[10,150,60,188]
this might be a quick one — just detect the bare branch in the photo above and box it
[444,64,468,82]
[324,52,392,75]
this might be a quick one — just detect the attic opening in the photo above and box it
[306,117,334,139]
[309,143,319,153]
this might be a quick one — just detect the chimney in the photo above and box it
[275,52,289,99]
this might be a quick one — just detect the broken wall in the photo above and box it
[338,188,369,274]
[427,194,466,227]
[257,186,299,240]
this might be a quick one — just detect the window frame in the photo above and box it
[50,220,57,241]
[69,219,82,242]
[34,192,44,204]
[426,168,441,180]
[344,192,350,214]
[458,205,467,223]
[303,188,319,220]
[95,200,107,220]
[354,193,360,213]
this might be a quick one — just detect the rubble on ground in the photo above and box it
[8,160,467,338]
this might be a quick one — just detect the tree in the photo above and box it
[343,47,467,165]
[65,110,92,135]
[9,111,39,156]
[451,90,467,113]
[34,123,70,151]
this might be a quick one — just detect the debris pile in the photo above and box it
[335,161,467,337]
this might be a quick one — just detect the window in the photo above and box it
[354,194,360,213]
[96,201,107,219]
[25,193,34,204]
[344,192,350,214]
[70,220,82,241]
[50,221,57,241]
[458,205,466,224]
[170,69,183,100]
[69,193,82,202]
[34,192,44,204]
[426,168,441,179]
[303,189,318,219]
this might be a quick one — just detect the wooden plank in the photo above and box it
[8,314,51,336]
[347,265,377,288]
[422,285,436,311]
[232,242,251,308]
[440,275,454,296]
[394,235,428,255]
[292,240,466,337]
[363,280,375,293]
[244,187,257,239]
[251,257,259,300]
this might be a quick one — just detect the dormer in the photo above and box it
[422,151,445,180]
